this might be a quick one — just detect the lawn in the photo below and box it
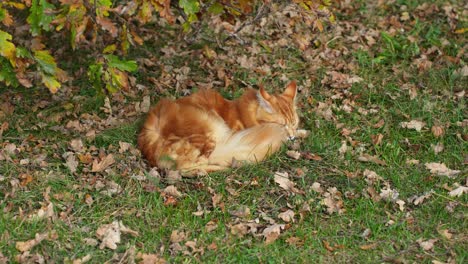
[0,0,466,263]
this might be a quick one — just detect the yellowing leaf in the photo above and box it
[314,19,324,32]
[0,8,14,27]
[4,2,26,9]
[41,73,61,93]
[34,50,59,75]
[0,30,16,66]
[103,44,117,54]
[454,28,467,34]
[138,0,153,24]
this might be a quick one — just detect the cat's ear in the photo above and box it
[283,81,297,101]
[257,85,274,113]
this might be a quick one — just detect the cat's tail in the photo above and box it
[207,124,288,166]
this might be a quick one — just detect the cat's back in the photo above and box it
[177,89,227,109]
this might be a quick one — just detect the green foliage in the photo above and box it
[0,56,19,87]
[373,32,420,64]
[0,30,16,66]
[88,55,137,94]
[105,55,138,72]
[0,0,334,94]
[27,0,55,36]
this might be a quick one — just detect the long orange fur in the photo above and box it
[138,82,299,176]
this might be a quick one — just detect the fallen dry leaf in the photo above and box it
[207,242,217,251]
[16,231,57,252]
[367,186,381,202]
[371,133,384,145]
[205,220,218,232]
[408,190,434,205]
[0,253,8,264]
[373,119,385,129]
[71,254,92,264]
[406,159,420,165]
[286,150,301,160]
[302,152,323,161]
[83,238,98,246]
[69,138,84,152]
[140,96,151,113]
[278,209,295,223]
[96,221,138,250]
[286,236,304,247]
[185,240,204,254]
[396,199,406,211]
[358,154,387,166]
[19,173,33,187]
[274,171,300,193]
[166,170,181,184]
[361,228,371,239]
[28,202,54,221]
[360,242,378,250]
[91,154,115,172]
[338,140,348,155]
[431,125,445,138]
[163,196,178,206]
[263,224,285,244]
[64,153,79,173]
[379,186,400,202]
[424,162,460,178]
[448,185,467,197]
[322,240,335,252]
[230,223,249,237]
[363,169,384,185]
[311,182,324,193]
[170,230,187,243]
[229,205,250,218]
[438,229,453,240]
[119,141,131,153]
[14,252,45,263]
[400,120,426,131]
[137,253,167,264]
[84,193,94,205]
[163,185,182,198]
[432,143,444,154]
[417,238,438,251]
[321,188,345,214]
[211,193,223,208]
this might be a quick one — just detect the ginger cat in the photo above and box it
[138,81,299,176]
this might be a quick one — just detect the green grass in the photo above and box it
[1,0,467,263]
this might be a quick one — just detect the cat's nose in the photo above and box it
[288,136,296,141]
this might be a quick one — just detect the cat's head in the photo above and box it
[256,81,299,139]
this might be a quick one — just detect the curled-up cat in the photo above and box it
[138,81,299,176]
